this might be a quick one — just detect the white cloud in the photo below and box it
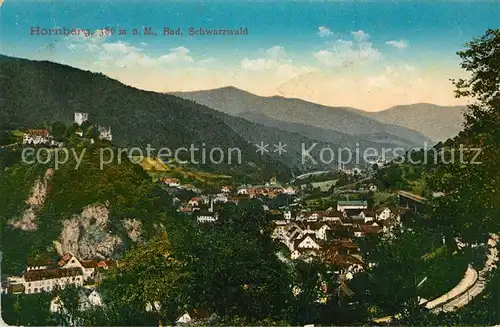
[102,41,140,54]
[158,46,194,64]
[314,32,381,68]
[386,40,409,49]
[317,26,334,38]
[239,46,314,94]
[64,27,197,69]
[66,28,109,52]
[351,30,370,42]
[241,45,291,72]
[265,46,287,59]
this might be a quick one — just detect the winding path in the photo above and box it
[373,233,499,323]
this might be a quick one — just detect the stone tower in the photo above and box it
[74,113,89,126]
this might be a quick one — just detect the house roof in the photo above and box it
[58,253,74,267]
[26,129,50,137]
[186,309,211,320]
[361,210,376,217]
[27,255,56,267]
[323,210,344,217]
[362,225,383,234]
[344,209,364,217]
[24,267,83,282]
[294,235,321,249]
[81,260,99,268]
[163,178,180,183]
[336,239,359,249]
[337,200,368,206]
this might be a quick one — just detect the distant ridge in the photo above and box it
[368,103,466,142]
[173,87,466,144]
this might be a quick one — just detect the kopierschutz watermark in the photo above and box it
[301,142,482,166]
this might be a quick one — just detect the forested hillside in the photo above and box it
[0,55,290,179]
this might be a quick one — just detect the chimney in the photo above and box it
[209,196,214,213]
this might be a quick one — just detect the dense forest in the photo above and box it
[0,55,291,180]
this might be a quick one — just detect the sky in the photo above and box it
[0,1,499,111]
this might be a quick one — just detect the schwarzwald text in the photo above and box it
[188,27,248,36]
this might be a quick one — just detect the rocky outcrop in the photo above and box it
[123,219,143,243]
[60,204,123,260]
[8,168,53,231]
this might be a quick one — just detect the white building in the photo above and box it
[213,193,228,203]
[74,113,89,126]
[98,126,113,141]
[197,213,219,223]
[145,301,161,312]
[5,253,112,296]
[376,207,392,221]
[163,178,180,187]
[237,189,248,195]
[23,267,84,294]
[23,129,51,145]
[297,236,321,250]
[315,224,331,241]
[337,201,368,212]
[283,210,292,220]
[176,309,210,324]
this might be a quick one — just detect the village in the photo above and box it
[1,108,430,323]
[0,151,413,320]
[158,167,409,293]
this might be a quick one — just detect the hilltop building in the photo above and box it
[23,129,51,145]
[74,113,89,126]
[98,126,112,141]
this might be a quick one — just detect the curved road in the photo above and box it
[373,233,499,323]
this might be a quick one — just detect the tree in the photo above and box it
[52,284,85,326]
[182,214,294,323]
[99,232,188,325]
[352,229,435,321]
[51,121,67,141]
[428,29,500,245]
[80,120,92,134]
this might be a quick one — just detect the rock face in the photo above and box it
[60,204,123,260]
[123,219,143,243]
[8,168,143,259]
[8,168,53,231]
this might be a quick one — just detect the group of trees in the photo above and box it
[372,163,411,191]
[352,28,500,325]
[47,199,368,326]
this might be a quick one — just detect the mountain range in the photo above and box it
[0,55,465,177]
[366,103,466,143]
[173,87,466,144]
